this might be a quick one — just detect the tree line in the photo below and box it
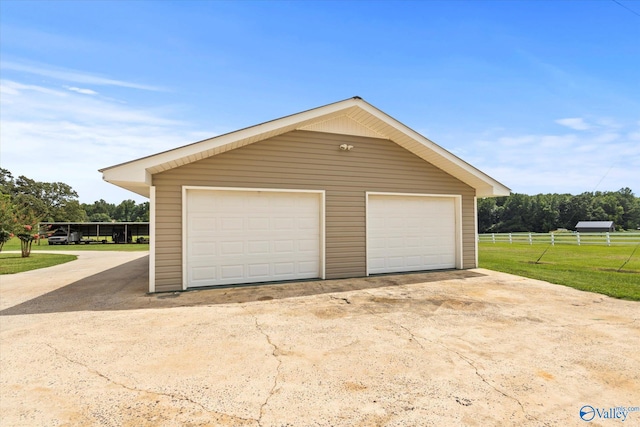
[478,188,640,233]
[2,168,639,236]
[0,168,149,236]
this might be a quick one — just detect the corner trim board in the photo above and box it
[149,186,156,293]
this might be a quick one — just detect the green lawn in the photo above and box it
[0,237,148,274]
[479,242,640,301]
[0,253,78,274]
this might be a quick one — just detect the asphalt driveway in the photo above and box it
[1,251,639,426]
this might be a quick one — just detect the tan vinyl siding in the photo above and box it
[153,130,476,292]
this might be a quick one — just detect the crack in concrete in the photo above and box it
[557,318,639,329]
[360,291,426,350]
[443,345,526,412]
[243,308,282,427]
[45,343,255,425]
[357,294,548,426]
[329,295,351,304]
[441,343,550,426]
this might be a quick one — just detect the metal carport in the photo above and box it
[39,222,150,244]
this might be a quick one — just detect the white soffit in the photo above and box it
[100,97,511,198]
[299,115,386,139]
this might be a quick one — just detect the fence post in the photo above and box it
[577,232,580,246]
[606,232,610,246]
[492,233,495,244]
[551,232,555,246]
[528,233,532,245]
[509,233,512,244]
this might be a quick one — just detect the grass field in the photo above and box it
[0,253,78,274]
[3,238,638,299]
[1,237,149,252]
[479,242,640,301]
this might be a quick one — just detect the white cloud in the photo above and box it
[2,71,638,202]
[496,135,536,147]
[2,61,163,91]
[0,81,66,97]
[539,134,577,148]
[467,119,640,195]
[64,86,98,95]
[592,133,620,144]
[0,79,211,203]
[555,117,591,131]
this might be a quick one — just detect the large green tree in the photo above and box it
[11,175,86,222]
[1,169,152,250]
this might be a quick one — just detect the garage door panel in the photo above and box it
[388,237,404,248]
[186,189,322,288]
[221,265,244,280]
[191,216,213,231]
[387,257,405,268]
[368,257,385,270]
[192,266,216,281]
[405,255,422,267]
[298,239,318,252]
[274,240,294,253]
[248,218,269,230]
[248,264,270,277]
[298,217,318,229]
[406,237,421,248]
[368,194,457,275]
[248,241,270,254]
[368,237,386,249]
[220,241,244,255]
[274,218,293,230]
[274,262,294,275]
[298,260,319,274]
[192,246,216,259]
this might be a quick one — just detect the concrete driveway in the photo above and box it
[1,251,638,426]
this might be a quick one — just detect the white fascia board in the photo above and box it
[354,101,511,197]
[101,163,152,196]
[100,97,510,198]
[477,184,511,198]
[100,98,361,192]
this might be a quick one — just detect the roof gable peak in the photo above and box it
[100,97,510,198]
[298,114,387,139]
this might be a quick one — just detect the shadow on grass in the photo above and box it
[0,255,485,316]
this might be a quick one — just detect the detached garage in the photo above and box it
[101,97,510,293]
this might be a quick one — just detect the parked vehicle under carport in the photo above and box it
[47,228,82,245]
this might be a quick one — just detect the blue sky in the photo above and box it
[1,0,639,203]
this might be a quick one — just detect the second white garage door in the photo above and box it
[185,188,323,288]
[367,193,459,275]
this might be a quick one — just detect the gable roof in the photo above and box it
[100,96,510,198]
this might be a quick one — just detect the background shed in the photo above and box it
[575,221,615,233]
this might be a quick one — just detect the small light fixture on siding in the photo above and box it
[339,144,354,151]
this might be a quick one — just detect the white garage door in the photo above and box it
[185,189,322,288]
[367,194,458,275]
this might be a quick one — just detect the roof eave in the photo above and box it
[351,101,511,197]
[100,97,510,198]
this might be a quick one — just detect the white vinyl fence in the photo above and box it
[478,232,640,246]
